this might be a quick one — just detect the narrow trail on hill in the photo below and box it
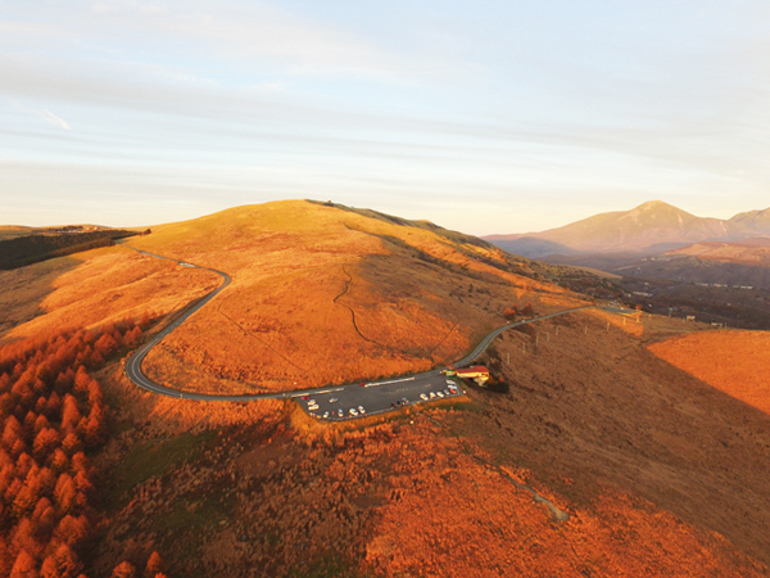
[334,265,464,362]
[332,265,401,353]
[215,305,308,372]
[118,242,596,404]
[426,321,460,361]
[427,414,570,523]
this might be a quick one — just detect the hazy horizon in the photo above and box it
[2,1,769,236]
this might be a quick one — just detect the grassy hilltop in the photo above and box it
[1,200,768,577]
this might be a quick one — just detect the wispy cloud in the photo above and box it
[6,99,71,130]
[40,109,71,130]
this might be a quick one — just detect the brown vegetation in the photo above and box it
[4,200,768,577]
[459,310,770,571]
[0,319,167,577]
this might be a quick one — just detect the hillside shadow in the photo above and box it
[0,254,85,341]
[461,314,770,568]
[487,236,577,259]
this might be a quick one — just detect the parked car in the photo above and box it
[358,405,366,414]
[420,393,428,401]
[350,408,359,417]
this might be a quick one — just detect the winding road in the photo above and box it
[120,243,598,417]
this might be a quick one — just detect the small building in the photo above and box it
[455,365,490,385]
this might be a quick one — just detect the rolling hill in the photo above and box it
[2,199,769,577]
[610,237,770,288]
[730,207,770,234]
[122,200,583,394]
[2,200,585,393]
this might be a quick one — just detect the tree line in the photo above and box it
[0,314,167,577]
[0,230,140,270]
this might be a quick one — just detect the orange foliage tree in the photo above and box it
[0,316,160,577]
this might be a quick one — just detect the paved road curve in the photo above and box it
[120,243,597,416]
[453,306,593,367]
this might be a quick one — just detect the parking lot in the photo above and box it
[296,370,465,421]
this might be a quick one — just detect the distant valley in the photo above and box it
[486,201,770,329]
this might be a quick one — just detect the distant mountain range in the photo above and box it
[485,201,770,259]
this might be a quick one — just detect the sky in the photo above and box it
[1,0,769,235]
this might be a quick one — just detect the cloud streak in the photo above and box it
[6,98,71,130]
[40,109,71,130]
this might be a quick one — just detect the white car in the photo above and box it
[429,392,436,399]
[308,404,319,411]
[322,412,330,419]
[329,398,338,403]
[349,408,359,417]
[420,393,428,401]
[436,391,445,398]
[358,405,366,414]
[446,380,455,386]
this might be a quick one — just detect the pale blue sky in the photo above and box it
[1,0,769,235]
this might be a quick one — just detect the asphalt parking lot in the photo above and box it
[297,370,466,421]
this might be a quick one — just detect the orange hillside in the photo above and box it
[649,330,770,415]
[0,246,220,343]
[124,200,584,394]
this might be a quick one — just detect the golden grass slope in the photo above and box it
[458,310,770,571]
[127,200,584,393]
[0,245,220,342]
[95,309,770,576]
[648,330,770,416]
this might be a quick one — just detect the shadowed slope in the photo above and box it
[649,330,770,415]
